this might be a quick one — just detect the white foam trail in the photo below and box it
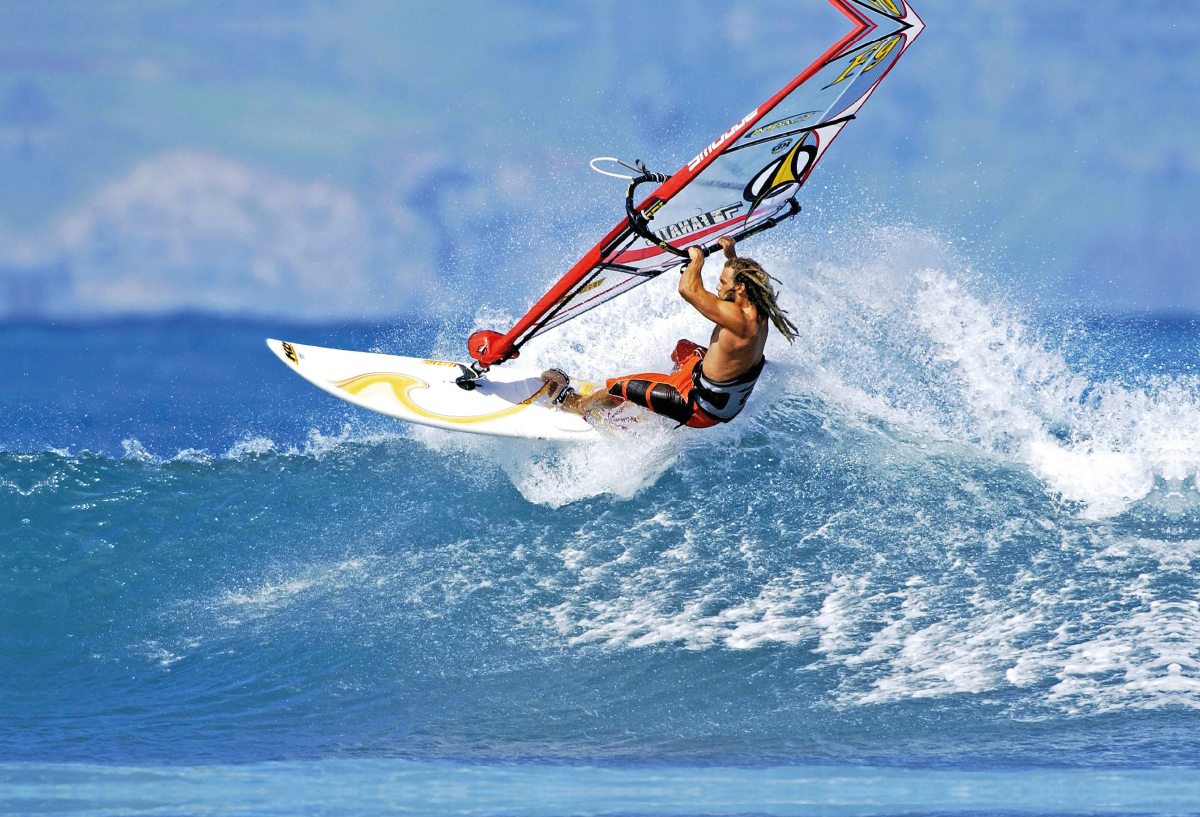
[109,425,412,467]
[742,227,1193,516]
[519,224,1200,713]
[211,557,384,626]
[409,421,682,508]
[824,536,1200,713]
[224,436,279,459]
[546,508,1200,712]
[907,267,1155,517]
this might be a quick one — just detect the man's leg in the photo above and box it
[542,343,703,421]
[562,389,620,416]
[541,369,621,417]
[605,375,694,426]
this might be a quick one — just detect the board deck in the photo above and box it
[267,339,599,442]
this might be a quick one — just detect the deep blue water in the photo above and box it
[6,276,1200,813]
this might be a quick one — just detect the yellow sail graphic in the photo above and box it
[330,372,548,425]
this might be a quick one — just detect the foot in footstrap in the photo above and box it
[540,369,575,405]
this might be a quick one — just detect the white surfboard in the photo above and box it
[267,339,599,442]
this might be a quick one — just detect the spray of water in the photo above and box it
[404,225,1194,517]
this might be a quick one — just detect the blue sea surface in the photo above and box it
[6,298,1200,813]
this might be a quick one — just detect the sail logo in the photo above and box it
[555,277,606,306]
[744,141,817,205]
[573,278,606,297]
[688,109,759,172]
[859,0,901,15]
[746,112,817,140]
[826,35,902,88]
[654,203,744,242]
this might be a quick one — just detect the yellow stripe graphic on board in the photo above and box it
[330,372,548,425]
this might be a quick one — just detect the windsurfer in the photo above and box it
[543,236,798,427]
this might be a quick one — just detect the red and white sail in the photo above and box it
[469,0,924,368]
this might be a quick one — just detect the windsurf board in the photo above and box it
[266,339,599,442]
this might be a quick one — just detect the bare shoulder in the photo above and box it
[743,305,767,341]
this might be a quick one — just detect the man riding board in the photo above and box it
[543,236,798,427]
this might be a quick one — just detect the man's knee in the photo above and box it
[648,383,693,425]
[671,339,705,369]
[608,377,693,425]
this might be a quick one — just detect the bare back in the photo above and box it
[704,309,768,382]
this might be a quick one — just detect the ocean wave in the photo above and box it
[8,228,1200,748]
[57,426,418,467]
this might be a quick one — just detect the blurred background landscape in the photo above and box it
[0,0,1194,322]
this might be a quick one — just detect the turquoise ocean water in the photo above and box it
[7,235,1200,814]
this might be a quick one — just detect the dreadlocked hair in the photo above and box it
[727,257,799,343]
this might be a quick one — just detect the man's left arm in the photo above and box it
[678,247,751,337]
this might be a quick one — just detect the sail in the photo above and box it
[468,0,924,369]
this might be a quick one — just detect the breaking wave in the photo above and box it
[8,227,1198,767]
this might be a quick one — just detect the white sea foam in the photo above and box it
[110,426,411,468]
[120,438,159,463]
[546,513,1200,712]
[776,228,1195,518]
[224,436,279,459]
[517,225,1200,713]
[214,558,384,625]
